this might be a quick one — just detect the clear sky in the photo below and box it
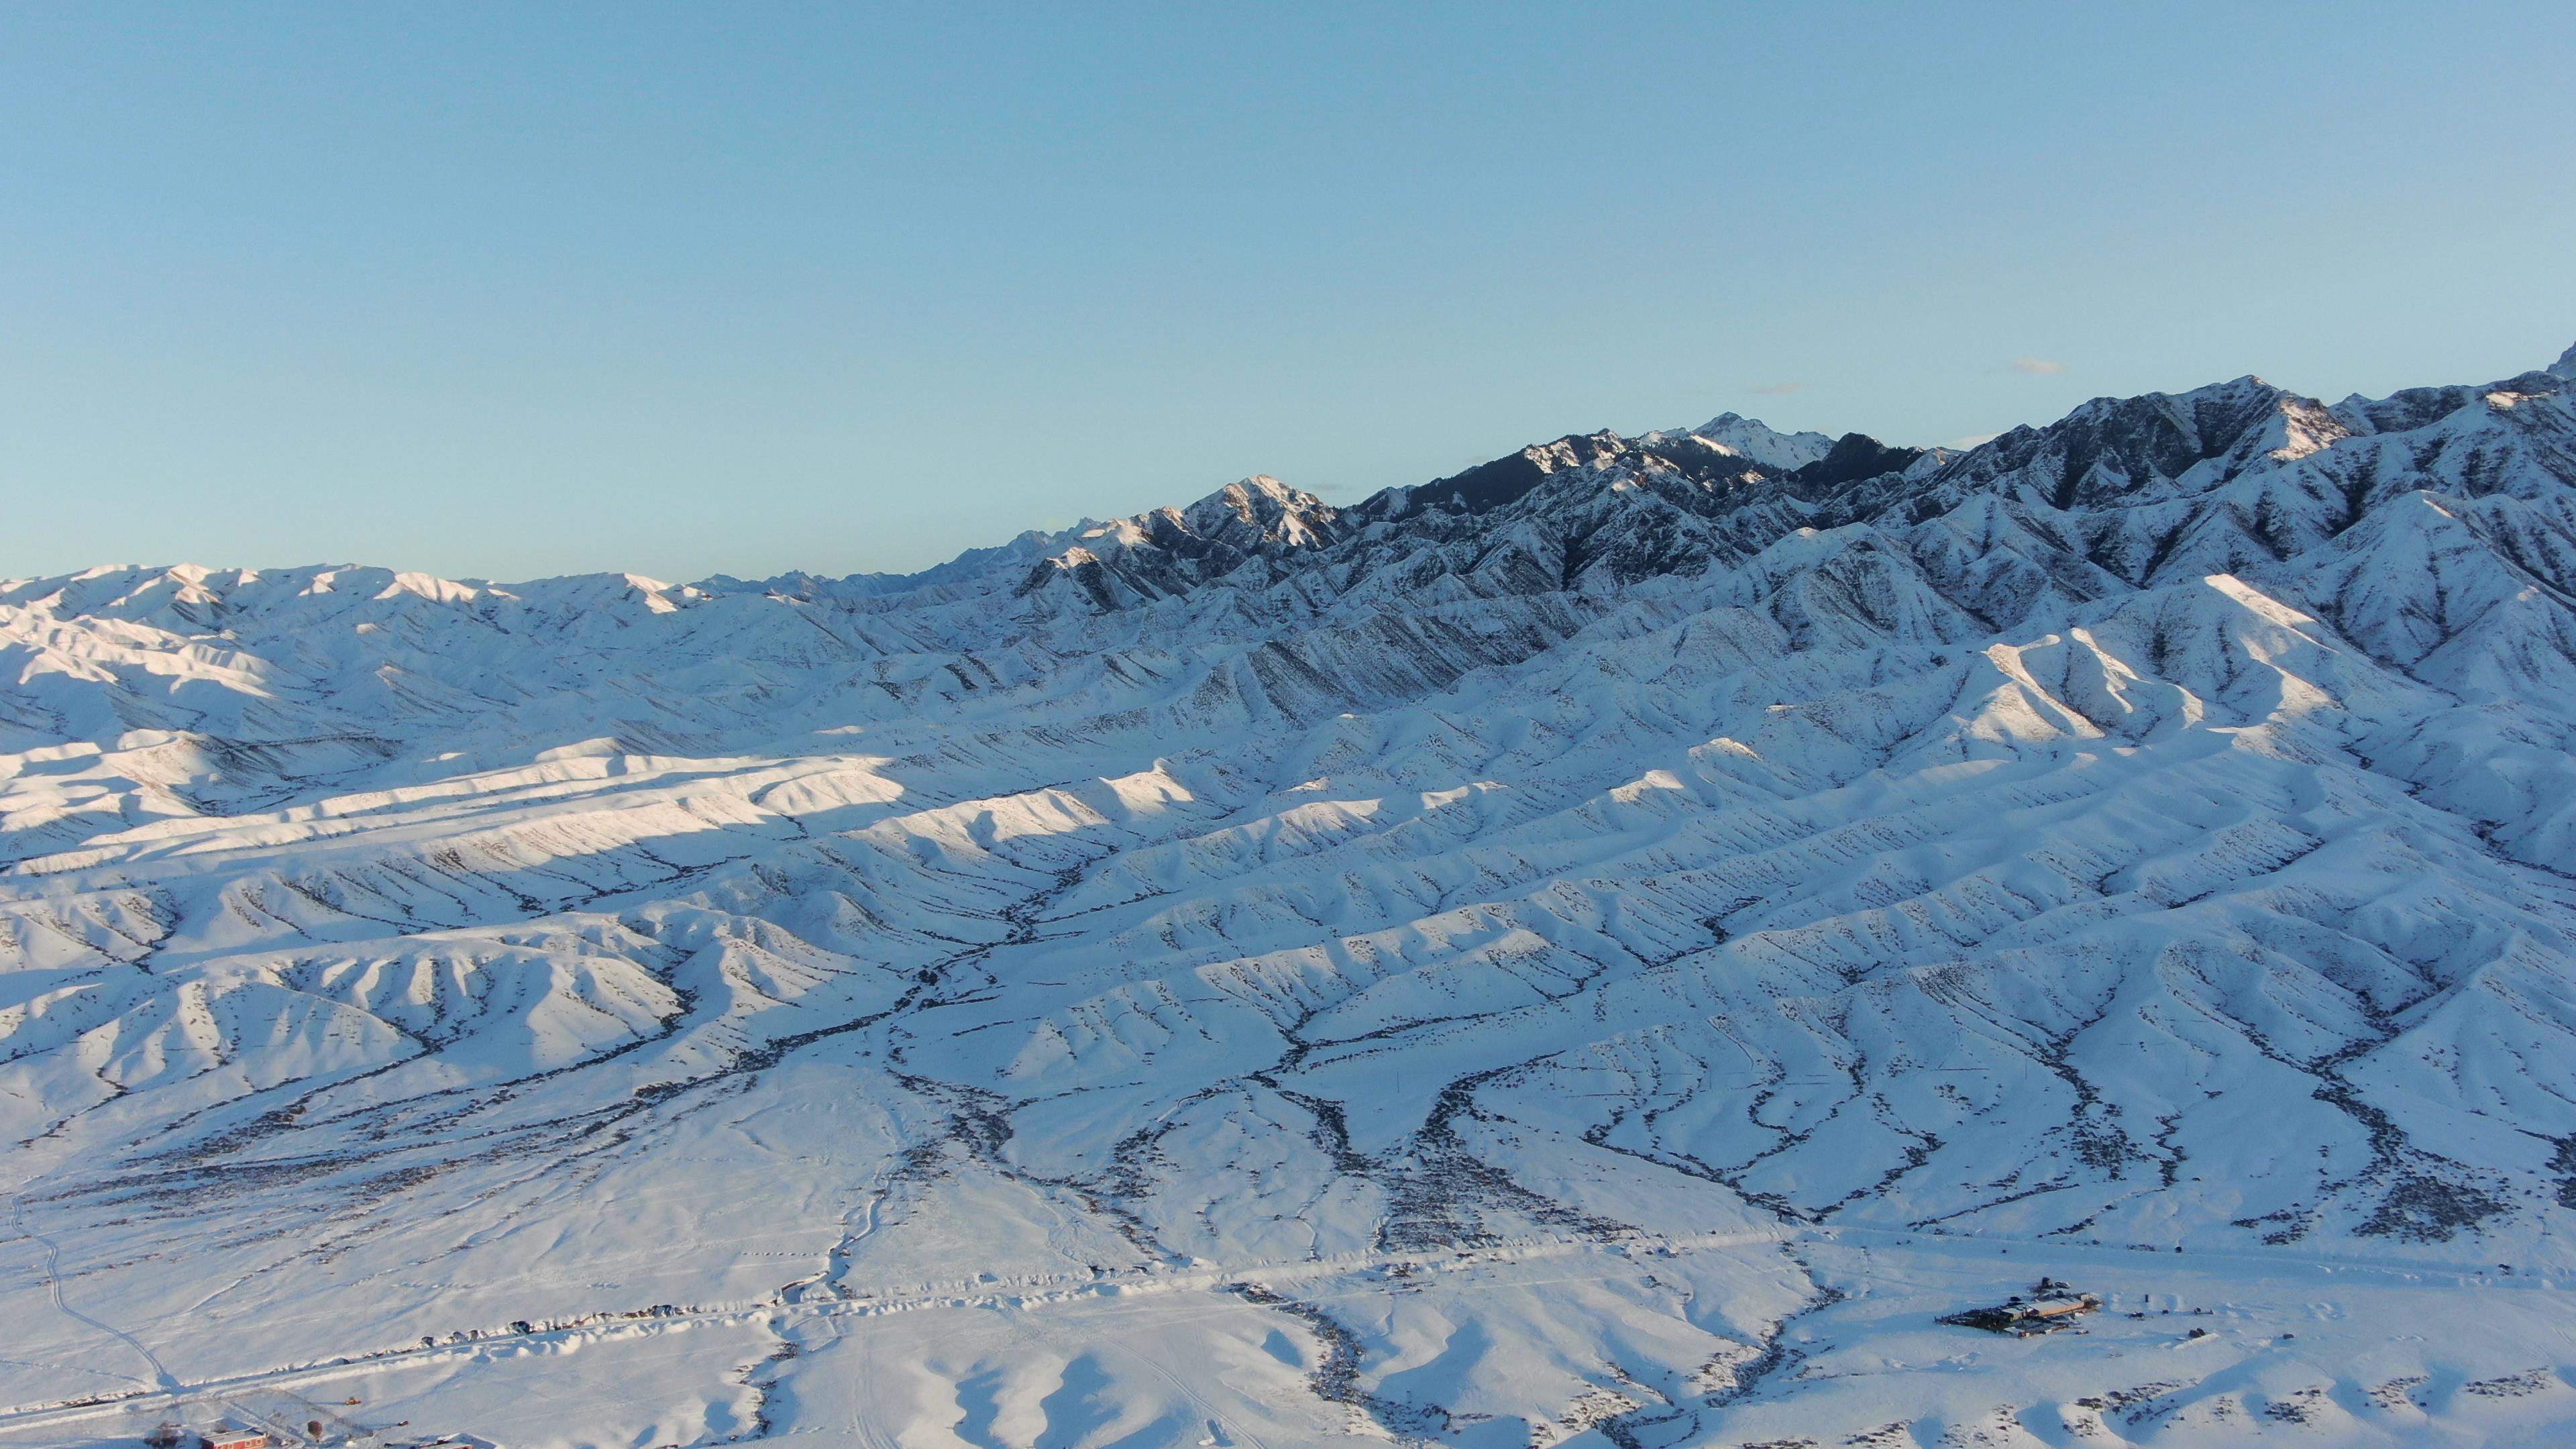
[4,3,2572,584]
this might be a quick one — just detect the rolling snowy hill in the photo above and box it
[6,347,2576,1448]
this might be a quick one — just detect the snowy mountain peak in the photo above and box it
[2551,337,2576,381]
[1675,411,1839,470]
[1177,474,1338,546]
[1011,474,1348,609]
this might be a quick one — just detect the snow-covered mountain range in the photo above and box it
[6,345,2576,1448]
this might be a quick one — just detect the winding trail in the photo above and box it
[11,1194,180,1395]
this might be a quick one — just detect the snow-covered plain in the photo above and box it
[7,347,2576,1447]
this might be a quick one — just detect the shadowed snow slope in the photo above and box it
[7,348,2576,1449]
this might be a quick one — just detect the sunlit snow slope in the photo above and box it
[8,352,2576,1448]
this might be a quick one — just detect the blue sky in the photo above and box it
[4,3,2572,583]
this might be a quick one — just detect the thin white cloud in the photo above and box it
[2012,358,2064,376]
[1945,433,2000,450]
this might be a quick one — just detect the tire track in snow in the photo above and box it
[11,1193,180,1393]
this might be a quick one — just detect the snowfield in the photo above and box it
[7,346,2576,1448]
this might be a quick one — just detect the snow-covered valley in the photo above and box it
[7,345,2576,1448]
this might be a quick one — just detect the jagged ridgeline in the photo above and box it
[3,343,2576,1444]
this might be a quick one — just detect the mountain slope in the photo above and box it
[5,347,2576,1448]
